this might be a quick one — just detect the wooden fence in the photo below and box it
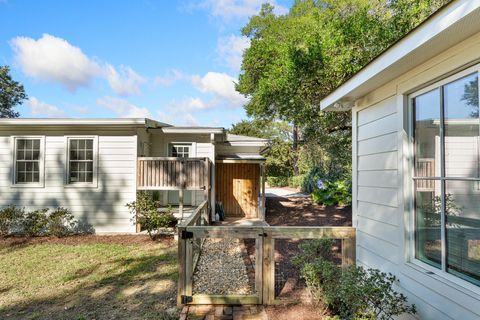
[177,224,356,306]
[137,157,210,190]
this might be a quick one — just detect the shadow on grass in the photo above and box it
[0,242,179,320]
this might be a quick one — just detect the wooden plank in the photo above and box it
[190,294,260,305]
[187,226,261,238]
[255,236,263,302]
[185,238,193,297]
[263,232,274,304]
[267,226,356,239]
[342,236,356,266]
[177,226,187,306]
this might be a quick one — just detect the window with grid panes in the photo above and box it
[170,144,191,158]
[68,139,94,183]
[15,138,41,183]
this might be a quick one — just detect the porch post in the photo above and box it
[261,163,266,220]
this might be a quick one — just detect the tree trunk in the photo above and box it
[292,123,299,176]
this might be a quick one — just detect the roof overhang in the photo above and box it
[0,118,170,128]
[160,127,225,134]
[320,0,480,111]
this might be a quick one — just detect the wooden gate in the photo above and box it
[215,163,260,219]
[177,217,356,306]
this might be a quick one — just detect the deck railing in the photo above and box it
[137,157,211,190]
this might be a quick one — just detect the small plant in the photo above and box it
[0,206,24,236]
[266,175,290,187]
[48,207,76,237]
[126,192,177,240]
[311,179,351,206]
[293,239,416,320]
[22,208,49,236]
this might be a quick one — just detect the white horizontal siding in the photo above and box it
[0,131,137,233]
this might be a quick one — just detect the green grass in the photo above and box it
[0,237,179,320]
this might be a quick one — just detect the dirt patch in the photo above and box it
[265,196,351,320]
[0,234,174,247]
[266,196,352,227]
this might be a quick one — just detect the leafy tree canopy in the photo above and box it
[0,66,27,118]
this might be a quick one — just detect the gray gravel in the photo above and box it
[192,238,255,295]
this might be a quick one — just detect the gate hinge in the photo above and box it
[259,232,267,237]
[181,230,194,239]
[181,295,193,304]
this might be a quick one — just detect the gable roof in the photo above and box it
[320,0,480,111]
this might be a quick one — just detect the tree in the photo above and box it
[237,0,450,180]
[0,66,27,118]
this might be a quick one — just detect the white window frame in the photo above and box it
[65,136,98,188]
[11,136,45,188]
[169,143,193,158]
[407,63,480,292]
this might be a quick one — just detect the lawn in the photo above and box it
[0,235,179,320]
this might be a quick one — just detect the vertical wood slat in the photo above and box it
[342,236,356,267]
[263,232,274,305]
[177,226,187,306]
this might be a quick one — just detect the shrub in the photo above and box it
[293,239,416,320]
[126,192,177,240]
[311,179,351,206]
[0,206,24,236]
[288,174,306,189]
[48,207,76,237]
[266,175,289,187]
[22,208,49,236]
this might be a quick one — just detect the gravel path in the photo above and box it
[193,238,254,295]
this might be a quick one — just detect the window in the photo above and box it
[411,69,480,286]
[14,138,42,184]
[170,144,191,158]
[67,138,96,184]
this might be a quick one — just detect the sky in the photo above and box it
[0,0,290,127]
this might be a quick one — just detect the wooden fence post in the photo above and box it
[262,230,274,304]
[177,226,186,306]
[342,236,356,267]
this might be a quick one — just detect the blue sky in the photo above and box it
[0,0,290,127]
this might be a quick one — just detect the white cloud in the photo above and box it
[11,34,101,91]
[105,64,144,96]
[29,97,66,117]
[217,35,250,71]
[191,72,247,107]
[11,33,144,95]
[193,0,288,21]
[153,69,188,86]
[183,113,199,126]
[96,96,151,118]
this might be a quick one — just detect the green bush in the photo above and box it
[23,208,49,236]
[48,207,76,237]
[288,174,306,189]
[126,192,177,240]
[311,180,351,206]
[266,176,289,187]
[0,206,24,236]
[293,239,416,320]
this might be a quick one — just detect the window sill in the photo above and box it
[64,182,98,188]
[10,183,45,188]
[402,260,480,299]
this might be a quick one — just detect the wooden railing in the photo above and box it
[137,157,211,190]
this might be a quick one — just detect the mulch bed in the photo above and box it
[264,195,352,320]
[0,234,174,247]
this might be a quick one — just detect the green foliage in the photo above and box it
[0,65,27,118]
[0,206,92,237]
[236,0,449,190]
[266,175,289,187]
[293,239,416,319]
[126,192,177,240]
[311,180,351,206]
[0,206,24,236]
[22,209,49,236]
[288,174,306,189]
[47,207,77,237]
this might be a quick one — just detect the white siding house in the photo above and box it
[321,1,480,319]
[0,119,268,233]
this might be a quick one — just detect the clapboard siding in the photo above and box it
[351,29,480,320]
[0,130,137,233]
